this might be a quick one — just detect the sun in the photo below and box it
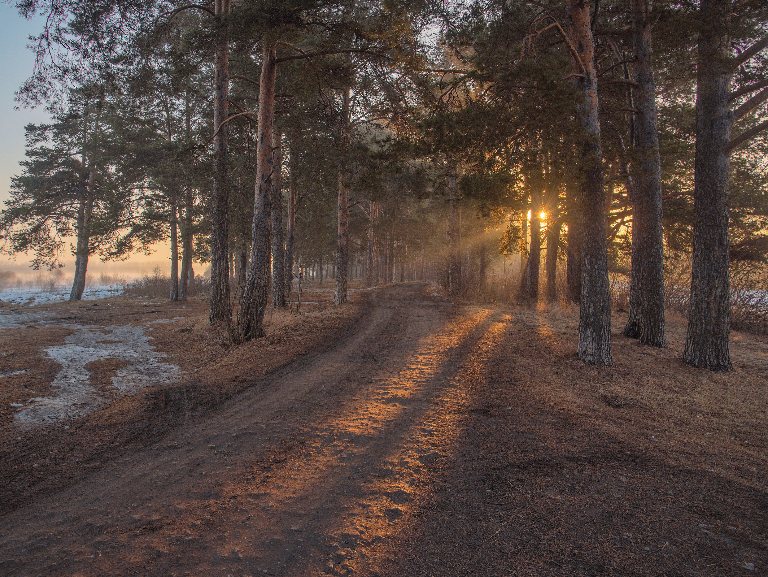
[526,210,547,221]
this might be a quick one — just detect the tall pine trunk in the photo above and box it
[271,128,286,308]
[366,201,375,288]
[209,0,231,325]
[684,0,733,370]
[70,94,102,302]
[521,187,542,300]
[568,0,612,365]
[446,158,461,296]
[179,184,193,300]
[546,219,560,303]
[238,42,276,341]
[623,0,666,347]
[169,198,179,301]
[565,180,582,304]
[285,130,298,301]
[334,87,351,305]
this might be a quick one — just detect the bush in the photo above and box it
[123,267,208,299]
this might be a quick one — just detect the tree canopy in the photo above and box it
[2,0,767,368]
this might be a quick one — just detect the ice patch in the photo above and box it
[14,324,180,428]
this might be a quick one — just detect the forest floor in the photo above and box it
[0,282,766,576]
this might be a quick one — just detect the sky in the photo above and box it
[0,3,170,282]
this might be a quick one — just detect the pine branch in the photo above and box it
[524,16,586,74]
[732,87,768,121]
[275,47,391,65]
[728,118,768,151]
[731,35,768,70]
[600,78,641,88]
[730,78,768,102]
[160,3,215,23]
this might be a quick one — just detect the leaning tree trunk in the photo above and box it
[271,128,286,308]
[209,0,232,325]
[169,198,179,301]
[237,42,276,342]
[623,0,666,347]
[69,172,95,301]
[568,0,612,365]
[334,87,351,305]
[684,0,733,370]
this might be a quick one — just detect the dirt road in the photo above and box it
[1,284,766,576]
[0,285,506,575]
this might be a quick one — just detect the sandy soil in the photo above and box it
[0,283,766,576]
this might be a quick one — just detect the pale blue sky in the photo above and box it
[0,3,170,280]
[0,2,50,206]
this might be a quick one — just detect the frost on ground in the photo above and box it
[14,323,180,429]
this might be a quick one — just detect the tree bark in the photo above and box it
[446,158,461,297]
[623,0,666,347]
[334,87,351,305]
[179,185,193,300]
[169,198,179,301]
[520,172,542,301]
[684,0,733,370]
[546,219,560,302]
[238,42,276,341]
[366,201,375,288]
[285,130,298,301]
[69,171,94,301]
[209,0,232,325]
[565,196,582,304]
[271,128,286,308]
[568,0,612,365]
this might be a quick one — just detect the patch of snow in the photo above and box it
[0,369,29,378]
[0,284,125,305]
[14,324,180,429]
[0,310,57,329]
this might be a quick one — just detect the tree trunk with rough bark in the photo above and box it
[285,131,298,301]
[170,199,179,301]
[237,42,276,341]
[272,128,286,308]
[446,159,461,297]
[520,180,542,300]
[179,185,193,301]
[546,219,560,303]
[568,0,612,365]
[366,201,375,288]
[684,0,733,370]
[335,87,351,305]
[623,0,666,347]
[565,184,582,304]
[209,0,231,326]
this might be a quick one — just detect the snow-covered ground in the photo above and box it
[0,284,125,305]
[14,323,180,429]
